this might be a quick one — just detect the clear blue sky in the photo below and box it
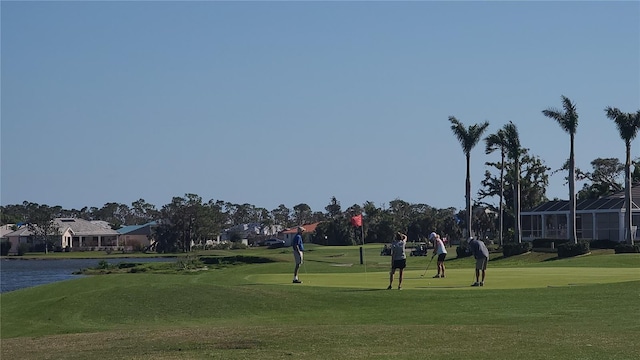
[2,1,639,213]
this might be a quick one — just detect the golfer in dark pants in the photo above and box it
[469,237,489,286]
[388,232,407,290]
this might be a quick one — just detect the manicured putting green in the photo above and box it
[247,267,640,290]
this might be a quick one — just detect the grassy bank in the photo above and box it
[1,245,639,359]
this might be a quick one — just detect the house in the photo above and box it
[520,186,640,242]
[3,218,120,254]
[220,223,283,243]
[0,224,16,239]
[281,222,321,246]
[117,221,158,251]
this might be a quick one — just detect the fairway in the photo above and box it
[3,249,639,360]
[247,267,640,289]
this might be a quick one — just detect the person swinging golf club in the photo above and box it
[468,236,489,286]
[429,232,447,278]
[387,232,408,290]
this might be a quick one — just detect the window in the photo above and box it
[596,212,619,241]
[545,214,567,239]
[578,214,593,239]
[522,215,542,238]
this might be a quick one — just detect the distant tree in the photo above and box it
[503,122,524,243]
[292,203,312,225]
[362,201,394,244]
[472,206,497,242]
[543,95,579,244]
[271,204,291,228]
[485,128,508,245]
[573,158,625,200]
[309,211,327,223]
[130,198,159,225]
[478,148,549,240]
[256,207,275,236]
[605,107,640,244]
[25,203,60,253]
[155,194,207,253]
[93,202,130,229]
[388,199,412,234]
[449,116,490,240]
[314,218,355,246]
[0,204,26,225]
[325,197,342,219]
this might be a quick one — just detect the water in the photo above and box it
[0,257,176,293]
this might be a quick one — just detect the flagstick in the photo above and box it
[352,214,368,287]
[361,216,367,286]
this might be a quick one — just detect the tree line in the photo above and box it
[450,96,639,245]
[2,96,638,250]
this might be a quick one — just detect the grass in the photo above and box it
[1,244,639,359]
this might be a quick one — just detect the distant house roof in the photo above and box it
[523,185,640,213]
[0,224,16,238]
[117,221,157,235]
[281,222,322,234]
[55,218,119,235]
[3,218,119,237]
[2,226,31,238]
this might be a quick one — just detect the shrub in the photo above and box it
[176,256,204,270]
[1,240,11,256]
[456,242,472,258]
[532,238,570,248]
[118,262,139,269]
[502,242,532,257]
[557,241,590,258]
[231,242,248,250]
[97,260,112,269]
[212,242,231,250]
[614,244,640,254]
[128,240,146,252]
[17,243,29,256]
[589,239,618,249]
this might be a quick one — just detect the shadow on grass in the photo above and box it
[200,255,276,265]
[340,288,391,292]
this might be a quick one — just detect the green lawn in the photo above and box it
[1,245,639,360]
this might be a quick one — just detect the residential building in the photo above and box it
[520,186,640,242]
[3,218,119,254]
[281,222,321,246]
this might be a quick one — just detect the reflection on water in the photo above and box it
[0,257,175,293]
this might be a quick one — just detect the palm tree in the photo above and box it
[605,107,640,245]
[449,116,490,240]
[542,96,579,244]
[485,128,507,246]
[503,122,523,243]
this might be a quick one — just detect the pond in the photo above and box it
[0,257,176,293]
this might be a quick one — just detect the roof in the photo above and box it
[117,224,146,234]
[2,226,31,238]
[55,218,119,235]
[282,222,322,234]
[523,185,640,213]
[3,218,119,237]
[117,222,157,235]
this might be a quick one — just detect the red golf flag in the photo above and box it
[351,214,362,227]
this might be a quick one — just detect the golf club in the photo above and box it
[420,255,435,277]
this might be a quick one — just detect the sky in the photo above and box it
[1,0,639,214]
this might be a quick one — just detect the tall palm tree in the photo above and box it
[605,107,640,245]
[503,122,523,243]
[449,116,490,240]
[485,128,507,246]
[542,96,579,244]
